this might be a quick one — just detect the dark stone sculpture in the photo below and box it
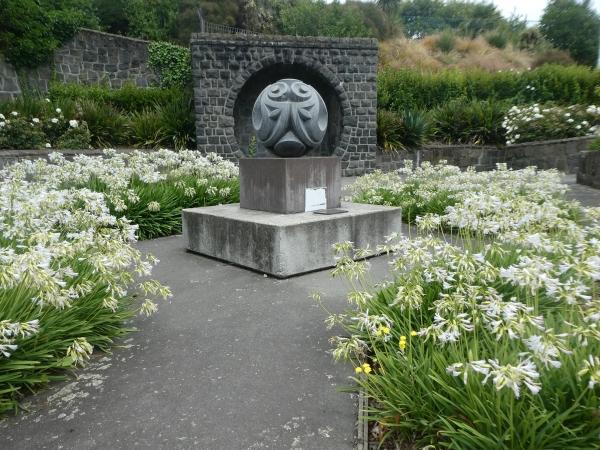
[252,78,328,157]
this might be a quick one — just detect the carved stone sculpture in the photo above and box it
[252,78,328,157]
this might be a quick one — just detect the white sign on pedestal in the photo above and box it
[305,187,327,212]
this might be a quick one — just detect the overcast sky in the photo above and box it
[328,0,600,23]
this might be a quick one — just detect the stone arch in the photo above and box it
[221,56,352,159]
[191,34,378,176]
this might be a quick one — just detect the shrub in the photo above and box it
[485,30,508,49]
[128,109,167,148]
[377,109,430,152]
[48,82,177,113]
[378,65,600,113]
[148,41,192,88]
[431,98,507,145]
[0,113,46,149]
[55,120,92,149]
[153,90,196,149]
[77,99,129,147]
[503,104,600,144]
[436,30,456,53]
[531,48,575,68]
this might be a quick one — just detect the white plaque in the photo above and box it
[305,187,327,212]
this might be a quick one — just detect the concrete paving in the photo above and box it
[0,177,597,450]
[1,235,392,450]
[563,174,600,207]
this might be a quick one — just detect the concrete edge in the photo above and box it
[356,389,369,450]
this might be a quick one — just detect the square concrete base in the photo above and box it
[239,157,341,213]
[182,202,402,278]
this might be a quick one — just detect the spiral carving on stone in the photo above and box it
[252,78,328,157]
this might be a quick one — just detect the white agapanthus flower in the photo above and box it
[69,119,78,128]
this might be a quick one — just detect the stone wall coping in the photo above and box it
[77,28,152,45]
[190,32,378,49]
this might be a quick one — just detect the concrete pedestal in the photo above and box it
[239,157,341,214]
[182,202,402,278]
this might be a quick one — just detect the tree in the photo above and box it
[540,0,600,67]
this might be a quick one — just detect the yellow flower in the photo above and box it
[355,366,363,374]
[410,330,418,337]
[400,335,407,341]
[399,337,407,351]
[362,363,372,374]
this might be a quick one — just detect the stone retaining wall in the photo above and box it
[0,29,157,99]
[577,151,600,189]
[376,136,595,174]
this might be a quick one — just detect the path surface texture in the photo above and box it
[1,236,391,450]
[1,177,599,450]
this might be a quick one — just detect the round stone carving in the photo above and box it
[252,78,328,157]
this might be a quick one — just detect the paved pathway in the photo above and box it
[1,236,392,450]
[1,178,597,450]
[563,175,600,207]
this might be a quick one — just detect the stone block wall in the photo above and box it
[0,29,157,97]
[190,33,378,176]
[376,136,596,174]
[577,151,600,189]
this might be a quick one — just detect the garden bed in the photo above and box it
[376,136,596,174]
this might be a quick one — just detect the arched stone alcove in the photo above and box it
[232,63,343,157]
[190,33,378,176]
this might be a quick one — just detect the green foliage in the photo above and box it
[128,109,168,149]
[378,65,600,113]
[148,41,192,88]
[0,115,46,149]
[48,82,177,112]
[124,0,178,41]
[55,121,92,149]
[396,0,504,38]
[435,30,456,53]
[278,0,375,38]
[589,137,600,151]
[247,136,257,157]
[153,89,196,149]
[377,109,430,152]
[504,104,600,144]
[77,99,129,147]
[0,0,98,69]
[485,29,509,49]
[431,98,507,145]
[540,0,600,67]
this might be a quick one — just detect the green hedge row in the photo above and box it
[378,64,600,113]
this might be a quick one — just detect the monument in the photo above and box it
[183,78,401,278]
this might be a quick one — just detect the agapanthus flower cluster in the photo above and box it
[503,104,600,145]
[335,163,600,402]
[0,159,173,362]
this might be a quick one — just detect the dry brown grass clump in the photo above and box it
[380,33,534,72]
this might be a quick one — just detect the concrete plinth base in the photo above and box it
[182,202,402,278]
[239,157,341,213]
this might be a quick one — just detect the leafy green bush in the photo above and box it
[0,0,98,69]
[377,109,430,152]
[77,99,129,147]
[378,65,600,113]
[431,98,507,145]
[48,82,178,113]
[436,30,456,53]
[485,30,508,49]
[0,113,47,149]
[128,109,167,148]
[55,120,91,149]
[154,90,195,149]
[148,41,192,88]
